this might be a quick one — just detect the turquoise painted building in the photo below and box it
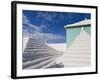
[64,19,91,47]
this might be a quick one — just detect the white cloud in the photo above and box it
[37,12,56,22]
[23,14,29,24]
[23,14,42,32]
[31,32,65,43]
[23,14,65,43]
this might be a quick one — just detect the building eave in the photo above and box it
[64,19,91,29]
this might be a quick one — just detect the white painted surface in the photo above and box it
[65,19,91,28]
[47,43,66,52]
[56,30,91,66]
[23,38,62,69]
[0,0,99,80]
[23,37,29,52]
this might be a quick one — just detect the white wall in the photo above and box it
[0,0,99,80]
[47,43,66,52]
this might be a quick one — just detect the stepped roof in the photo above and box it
[23,38,63,69]
[57,30,91,67]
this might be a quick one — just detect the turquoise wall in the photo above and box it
[67,27,81,47]
[66,25,91,47]
[84,26,91,35]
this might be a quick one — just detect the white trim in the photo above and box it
[65,19,91,28]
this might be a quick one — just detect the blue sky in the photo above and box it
[23,10,90,43]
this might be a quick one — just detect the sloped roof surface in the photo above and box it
[57,30,91,67]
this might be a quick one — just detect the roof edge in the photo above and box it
[64,24,91,29]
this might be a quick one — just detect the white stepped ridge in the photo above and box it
[23,38,64,69]
[57,30,91,67]
[25,57,56,69]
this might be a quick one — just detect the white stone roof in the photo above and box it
[64,19,91,28]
